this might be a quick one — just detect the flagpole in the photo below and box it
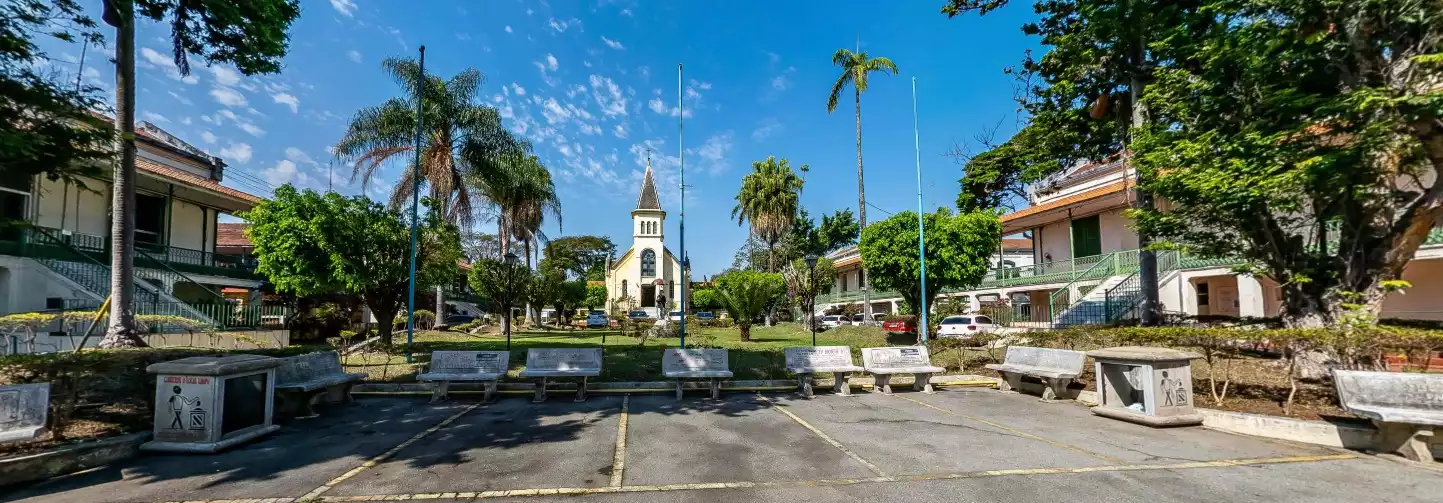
[912,77,929,345]
[406,45,426,362]
[678,63,687,348]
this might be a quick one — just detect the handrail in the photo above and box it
[1102,250,1184,322]
[27,226,163,304]
[1046,250,1139,323]
[134,246,228,303]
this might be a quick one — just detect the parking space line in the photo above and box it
[298,403,483,501]
[755,393,892,478]
[885,394,1126,464]
[210,453,1347,502]
[609,395,630,487]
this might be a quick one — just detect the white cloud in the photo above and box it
[647,90,690,118]
[456,32,472,41]
[273,92,300,113]
[139,47,198,84]
[621,8,634,17]
[771,75,790,91]
[200,131,218,144]
[589,74,627,117]
[601,36,625,50]
[180,117,192,125]
[540,54,558,71]
[647,96,667,114]
[612,124,628,139]
[330,0,357,17]
[219,142,253,164]
[504,25,513,33]
[511,83,526,96]
[548,17,581,33]
[541,97,571,125]
[284,147,319,166]
[210,66,241,87]
[214,109,267,137]
[566,84,587,99]
[238,122,265,137]
[692,80,712,91]
[262,159,306,186]
[579,123,602,136]
[751,118,783,141]
[693,132,734,173]
[210,87,247,107]
[534,54,560,87]
[141,111,169,123]
[167,91,192,106]
[347,50,362,63]
[767,51,781,65]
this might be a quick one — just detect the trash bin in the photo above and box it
[141,354,282,453]
[1087,346,1203,427]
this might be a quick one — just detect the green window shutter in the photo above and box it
[1071,215,1102,258]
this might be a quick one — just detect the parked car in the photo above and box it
[586,312,609,328]
[937,315,997,343]
[443,314,476,325]
[696,312,716,321]
[667,311,684,322]
[628,310,651,320]
[820,315,849,329]
[882,316,917,334]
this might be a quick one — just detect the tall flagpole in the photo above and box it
[678,63,687,348]
[912,77,929,345]
[406,45,426,362]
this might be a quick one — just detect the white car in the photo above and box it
[937,315,997,342]
[819,315,849,329]
[667,311,684,322]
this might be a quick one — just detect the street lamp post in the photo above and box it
[805,254,819,347]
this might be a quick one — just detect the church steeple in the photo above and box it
[636,153,662,211]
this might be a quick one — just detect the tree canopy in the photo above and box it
[859,209,1000,316]
[542,235,616,280]
[714,270,785,341]
[732,156,806,271]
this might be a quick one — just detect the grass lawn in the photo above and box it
[339,323,987,382]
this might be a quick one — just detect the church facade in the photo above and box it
[604,160,686,317]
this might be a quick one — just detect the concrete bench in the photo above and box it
[861,346,946,394]
[1333,369,1443,463]
[663,349,733,400]
[785,346,864,398]
[985,346,1087,401]
[417,351,509,403]
[274,351,368,418]
[517,348,602,403]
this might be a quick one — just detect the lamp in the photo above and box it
[504,252,518,265]
[805,254,819,346]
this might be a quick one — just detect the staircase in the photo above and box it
[26,228,218,327]
[1052,275,1131,326]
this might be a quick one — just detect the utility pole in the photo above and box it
[405,45,426,362]
[677,63,687,347]
[912,77,929,344]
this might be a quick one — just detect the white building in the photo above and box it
[603,159,686,317]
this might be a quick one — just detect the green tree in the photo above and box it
[469,256,531,348]
[953,124,1064,212]
[859,209,1000,317]
[783,257,835,328]
[555,280,588,324]
[584,284,608,310]
[714,270,785,341]
[525,267,565,327]
[542,235,616,280]
[780,208,861,264]
[472,153,561,262]
[99,0,300,348]
[243,186,462,346]
[827,48,898,320]
[731,156,805,272]
[690,288,721,311]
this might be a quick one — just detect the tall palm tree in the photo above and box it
[335,57,526,320]
[471,153,560,327]
[732,156,805,272]
[826,48,897,319]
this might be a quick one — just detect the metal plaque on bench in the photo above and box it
[663,349,729,373]
[862,346,933,369]
[433,351,508,374]
[527,348,602,371]
[785,346,856,370]
[0,383,49,444]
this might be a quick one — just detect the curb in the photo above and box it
[0,431,151,488]
[1195,408,1378,450]
[353,374,997,394]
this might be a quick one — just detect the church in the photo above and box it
[604,159,687,317]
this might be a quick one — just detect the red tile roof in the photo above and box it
[1001,180,1129,223]
[1001,238,1032,251]
[216,223,251,247]
[136,156,263,205]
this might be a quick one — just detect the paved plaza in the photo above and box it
[7,387,1442,503]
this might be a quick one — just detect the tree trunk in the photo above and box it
[855,87,873,322]
[374,306,397,346]
[739,323,751,342]
[434,285,446,327]
[100,1,145,349]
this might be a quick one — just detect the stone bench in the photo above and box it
[785,346,864,398]
[417,351,509,403]
[1333,369,1443,463]
[517,348,602,403]
[861,346,946,394]
[274,351,368,418]
[985,346,1087,401]
[0,383,49,444]
[663,349,733,400]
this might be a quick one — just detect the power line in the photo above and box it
[866,201,894,217]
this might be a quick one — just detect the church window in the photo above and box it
[622,280,627,296]
[641,249,656,277]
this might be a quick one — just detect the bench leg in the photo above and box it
[431,381,450,403]
[998,372,1023,393]
[1042,378,1069,402]
[276,391,314,419]
[575,376,589,402]
[833,372,855,397]
[482,380,497,404]
[913,373,936,394]
[1373,421,1436,463]
[874,374,893,395]
[710,379,721,400]
[532,377,548,403]
[675,379,684,401]
[797,373,814,398]
[292,392,320,419]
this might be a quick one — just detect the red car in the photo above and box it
[882,317,917,334]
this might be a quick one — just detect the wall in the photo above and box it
[1036,221,1071,262]
[1098,208,1140,253]
[0,256,101,315]
[31,177,110,236]
[167,198,210,251]
[1382,259,1443,320]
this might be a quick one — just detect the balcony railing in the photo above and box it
[5,226,260,280]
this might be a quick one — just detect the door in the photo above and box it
[1070,215,1102,258]
[1214,286,1240,317]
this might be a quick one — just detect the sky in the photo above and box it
[38,0,1043,278]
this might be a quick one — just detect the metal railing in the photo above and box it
[978,253,1113,289]
[1046,250,1138,323]
[1101,251,1184,323]
[22,226,259,279]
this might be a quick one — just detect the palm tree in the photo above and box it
[470,153,561,327]
[731,156,805,272]
[826,48,897,320]
[335,57,526,321]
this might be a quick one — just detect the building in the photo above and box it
[603,158,686,317]
[0,122,267,325]
[818,157,1443,325]
[822,238,1034,315]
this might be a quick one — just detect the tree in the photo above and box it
[779,208,861,264]
[690,288,721,311]
[473,153,560,260]
[827,48,898,321]
[584,284,608,310]
[731,156,805,272]
[783,257,835,328]
[555,280,588,324]
[0,0,110,198]
[525,267,564,327]
[1126,0,1443,327]
[469,256,531,348]
[714,270,785,341]
[954,124,1064,212]
[99,0,300,348]
[542,235,616,280]
[244,186,461,346]
[859,209,1000,317]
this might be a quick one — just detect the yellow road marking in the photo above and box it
[609,395,630,487]
[298,403,482,501]
[755,393,891,478]
[199,453,1347,502]
[887,393,1126,464]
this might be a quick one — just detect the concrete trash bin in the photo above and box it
[141,354,282,453]
[1087,346,1204,427]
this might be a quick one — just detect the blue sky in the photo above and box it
[42,0,1041,277]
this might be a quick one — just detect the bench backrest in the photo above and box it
[784,346,856,369]
[276,351,344,385]
[861,346,935,370]
[663,349,729,373]
[524,348,603,372]
[1333,369,1443,412]
[430,351,509,374]
[1003,346,1086,374]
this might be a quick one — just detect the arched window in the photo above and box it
[641,249,656,277]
